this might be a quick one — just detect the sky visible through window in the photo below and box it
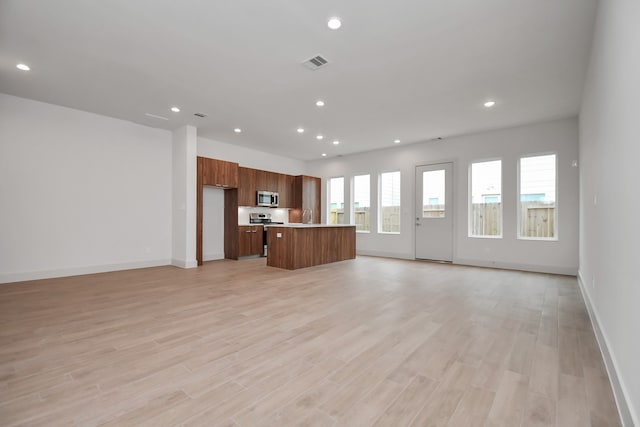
[520,154,556,202]
[329,177,344,207]
[471,160,502,203]
[381,171,400,206]
[353,175,370,208]
[423,170,445,205]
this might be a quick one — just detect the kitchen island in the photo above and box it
[266,224,356,270]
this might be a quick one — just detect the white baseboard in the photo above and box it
[356,252,576,275]
[0,259,172,284]
[453,257,577,276]
[356,250,414,260]
[171,258,198,269]
[577,271,637,427]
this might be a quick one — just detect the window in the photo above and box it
[519,154,557,239]
[469,160,502,237]
[352,175,370,232]
[328,177,344,224]
[423,170,446,218]
[379,171,401,233]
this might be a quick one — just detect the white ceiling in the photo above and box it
[0,0,597,160]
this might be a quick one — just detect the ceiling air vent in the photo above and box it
[302,54,330,70]
[194,112,207,118]
[144,113,169,121]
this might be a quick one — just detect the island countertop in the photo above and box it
[266,224,356,270]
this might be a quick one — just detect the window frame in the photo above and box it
[351,174,371,233]
[468,158,503,239]
[517,152,559,241]
[378,170,401,234]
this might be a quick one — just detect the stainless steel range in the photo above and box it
[249,213,283,256]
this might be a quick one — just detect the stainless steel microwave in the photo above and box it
[257,191,279,207]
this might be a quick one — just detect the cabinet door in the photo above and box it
[212,159,238,188]
[266,171,279,192]
[238,167,256,206]
[255,170,267,192]
[277,174,294,208]
[251,226,264,255]
[220,160,239,188]
[302,176,321,223]
[239,226,263,256]
[238,226,252,257]
[200,157,213,186]
[200,157,239,188]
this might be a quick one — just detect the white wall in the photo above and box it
[197,137,306,175]
[307,118,579,275]
[578,1,640,425]
[0,94,172,283]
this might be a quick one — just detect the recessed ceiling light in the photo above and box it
[322,153,327,157]
[333,140,340,145]
[170,107,180,113]
[484,100,496,108]
[297,128,305,133]
[327,17,342,30]
[234,128,242,133]
[316,135,324,140]
[394,139,401,144]
[16,63,30,71]
[315,100,325,107]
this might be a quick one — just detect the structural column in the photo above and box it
[171,125,197,268]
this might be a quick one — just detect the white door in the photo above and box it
[415,163,453,261]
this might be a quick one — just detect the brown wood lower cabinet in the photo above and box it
[238,226,263,257]
[266,226,356,270]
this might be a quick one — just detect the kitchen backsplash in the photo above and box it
[238,207,289,225]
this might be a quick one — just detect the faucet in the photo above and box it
[302,208,313,224]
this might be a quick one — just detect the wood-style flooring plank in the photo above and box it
[0,257,621,427]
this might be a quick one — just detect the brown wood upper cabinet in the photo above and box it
[278,174,294,209]
[238,167,296,208]
[255,170,278,193]
[238,167,256,206]
[200,157,238,188]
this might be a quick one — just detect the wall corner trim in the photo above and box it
[577,271,638,427]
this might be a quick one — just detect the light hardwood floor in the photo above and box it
[0,257,620,427]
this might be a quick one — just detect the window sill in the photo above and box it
[356,230,370,234]
[378,231,401,235]
[468,235,503,239]
[517,237,558,242]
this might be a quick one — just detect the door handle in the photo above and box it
[415,223,421,226]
